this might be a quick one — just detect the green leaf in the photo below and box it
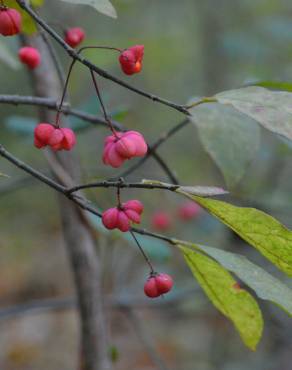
[177,191,292,277]
[58,0,117,18]
[0,40,21,70]
[190,103,260,187]
[216,86,292,141]
[247,80,292,92]
[141,179,228,197]
[181,242,292,315]
[180,246,263,350]
[5,0,37,34]
[30,0,44,7]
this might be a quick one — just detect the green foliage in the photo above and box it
[141,179,228,196]
[216,86,292,142]
[57,0,117,18]
[181,243,292,316]
[30,0,44,6]
[177,191,292,277]
[190,103,260,187]
[249,80,292,92]
[180,245,263,350]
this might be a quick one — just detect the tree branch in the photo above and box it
[16,0,190,116]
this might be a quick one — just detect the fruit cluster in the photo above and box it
[0,5,172,298]
[102,200,143,232]
[34,123,76,151]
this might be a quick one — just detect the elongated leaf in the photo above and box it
[181,246,263,350]
[216,86,292,141]
[180,242,292,315]
[177,191,292,276]
[190,103,260,187]
[247,80,292,92]
[58,0,117,18]
[141,179,228,197]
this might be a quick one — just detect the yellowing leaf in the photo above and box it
[181,246,263,350]
[181,242,292,315]
[177,190,292,276]
[30,0,45,7]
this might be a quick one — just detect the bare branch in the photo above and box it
[16,0,190,116]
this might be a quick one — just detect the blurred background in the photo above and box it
[1,0,292,369]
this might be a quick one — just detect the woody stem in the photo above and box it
[90,69,118,136]
[55,59,76,127]
[130,231,155,274]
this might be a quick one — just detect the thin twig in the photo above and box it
[0,143,176,245]
[16,0,191,116]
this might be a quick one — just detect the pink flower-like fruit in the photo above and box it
[34,123,76,151]
[144,273,173,298]
[0,8,22,36]
[64,27,85,48]
[151,211,172,231]
[102,199,144,232]
[119,45,144,75]
[19,47,41,69]
[103,131,147,168]
[178,201,202,221]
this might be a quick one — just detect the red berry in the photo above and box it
[103,131,147,168]
[34,123,76,151]
[144,277,160,298]
[102,208,119,230]
[144,273,173,298]
[178,201,202,221]
[155,273,173,294]
[119,45,144,75]
[34,123,55,148]
[151,211,172,231]
[18,47,41,69]
[102,200,144,232]
[0,8,22,36]
[65,27,85,48]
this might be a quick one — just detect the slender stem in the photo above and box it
[15,0,191,116]
[67,180,180,194]
[55,59,76,127]
[78,46,122,54]
[116,179,123,208]
[90,69,117,136]
[130,231,155,273]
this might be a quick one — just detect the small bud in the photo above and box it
[119,45,144,75]
[65,27,85,48]
[0,8,22,36]
[19,47,41,69]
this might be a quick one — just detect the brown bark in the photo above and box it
[25,34,110,370]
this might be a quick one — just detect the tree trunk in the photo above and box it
[24,33,110,370]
